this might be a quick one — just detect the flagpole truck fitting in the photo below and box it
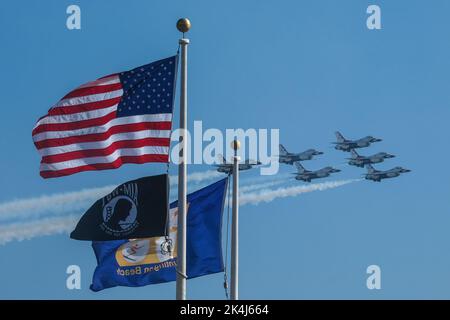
[231,140,241,153]
[176,18,191,35]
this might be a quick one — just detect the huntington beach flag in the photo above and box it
[90,178,228,292]
[32,56,178,178]
[71,174,169,241]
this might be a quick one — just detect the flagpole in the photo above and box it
[230,140,240,300]
[176,18,191,301]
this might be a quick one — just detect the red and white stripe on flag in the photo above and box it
[32,56,177,178]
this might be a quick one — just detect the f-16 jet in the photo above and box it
[364,164,411,182]
[292,161,340,183]
[347,149,395,168]
[215,155,261,174]
[333,131,382,152]
[279,144,323,165]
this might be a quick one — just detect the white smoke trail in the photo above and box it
[0,215,79,245]
[0,170,222,223]
[0,186,115,222]
[239,179,360,205]
[173,170,223,184]
[236,173,292,186]
[0,179,359,245]
[239,179,292,193]
[187,173,293,196]
[169,175,292,202]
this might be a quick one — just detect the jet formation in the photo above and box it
[333,131,410,182]
[215,131,410,183]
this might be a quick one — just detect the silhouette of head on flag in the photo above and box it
[107,199,132,230]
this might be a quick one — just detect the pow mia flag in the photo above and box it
[71,174,169,241]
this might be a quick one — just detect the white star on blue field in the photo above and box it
[118,56,176,115]
[1,0,450,299]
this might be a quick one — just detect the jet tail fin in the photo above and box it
[217,154,227,164]
[350,149,359,159]
[294,161,306,173]
[279,144,288,156]
[366,164,375,173]
[335,131,345,143]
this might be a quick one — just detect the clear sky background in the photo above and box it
[1,0,450,299]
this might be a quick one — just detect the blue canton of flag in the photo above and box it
[117,56,177,117]
[90,178,228,292]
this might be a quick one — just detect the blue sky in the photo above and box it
[1,0,450,299]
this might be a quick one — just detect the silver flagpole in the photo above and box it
[230,140,240,300]
[176,18,191,301]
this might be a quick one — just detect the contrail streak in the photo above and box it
[0,186,115,222]
[186,173,293,196]
[0,215,79,245]
[239,179,360,206]
[0,170,222,222]
[0,179,359,245]
[170,175,292,202]
[239,179,292,193]
[174,170,223,184]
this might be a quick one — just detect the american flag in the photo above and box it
[32,56,178,178]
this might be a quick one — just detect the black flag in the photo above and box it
[70,174,169,241]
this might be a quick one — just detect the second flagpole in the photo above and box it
[176,18,190,301]
[230,140,240,300]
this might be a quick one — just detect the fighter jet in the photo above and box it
[215,155,261,174]
[279,144,323,165]
[347,149,395,168]
[333,131,382,152]
[364,164,411,182]
[292,161,341,183]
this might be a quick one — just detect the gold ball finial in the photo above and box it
[231,140,241,151]
[176,18,191,33]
